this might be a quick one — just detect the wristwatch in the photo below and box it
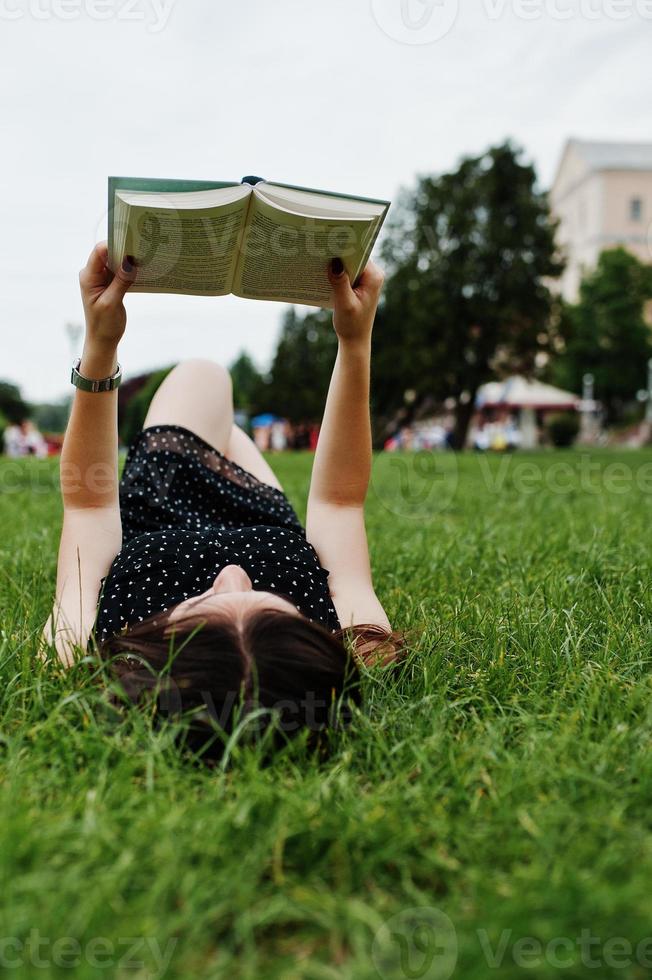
[71,357,123,393]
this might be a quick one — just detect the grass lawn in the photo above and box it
[2,448,652,979]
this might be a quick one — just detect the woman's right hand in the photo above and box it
[79,242,137,349]
[327,258,384,346]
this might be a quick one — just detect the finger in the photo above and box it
[100,255,138,307]
[356,260,385,296]
[84,241,110,276]
[328,257,356,310]
[79,242,112,293]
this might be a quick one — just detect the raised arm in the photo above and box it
[42,244,136,663]
[305,259,390,631]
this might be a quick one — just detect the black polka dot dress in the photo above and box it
[92,424,341,644]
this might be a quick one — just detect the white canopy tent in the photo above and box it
[475,376,580,449]
[476,376,580,411]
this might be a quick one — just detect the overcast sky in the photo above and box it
[1,0,650,402]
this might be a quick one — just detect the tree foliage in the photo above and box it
[0,381,29,425]
[377,141,564,447]
[229,351,263,414]
[552,248,652,422]
[32,399,71,434]
[120,366,175,445]
[258,308,338,422]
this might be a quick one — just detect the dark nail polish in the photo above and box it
[330,257,344,276]
[122,255,135,273]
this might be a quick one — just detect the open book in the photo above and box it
[107,176,390,308]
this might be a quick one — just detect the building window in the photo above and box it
[630,197,643,222]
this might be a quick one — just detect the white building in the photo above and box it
[550,139,652,302]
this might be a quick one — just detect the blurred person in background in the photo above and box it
[3,419,48,458]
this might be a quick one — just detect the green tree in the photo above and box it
[120,365,175,445]
[32,399,71,434]
[552,248,652,422]
[229,351,263,414]
[259,308,338,422]
[0,381,29,425]
[379,141,565,448]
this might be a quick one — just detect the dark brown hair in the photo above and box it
[95,608,399,763]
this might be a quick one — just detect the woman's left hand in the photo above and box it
[328,258,384,346]
[79,242,137,348]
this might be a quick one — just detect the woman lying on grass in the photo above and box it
[42,246,401,760]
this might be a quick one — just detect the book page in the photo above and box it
[231,191,378,308]
[113,187,251,296]
[259,182,387,221]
